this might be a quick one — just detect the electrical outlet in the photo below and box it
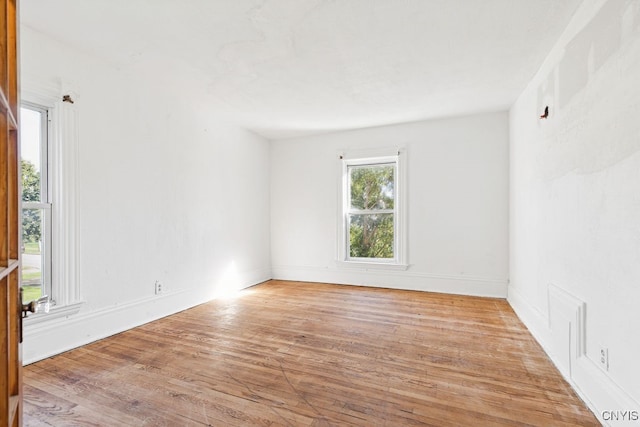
[155,280,163,295]
[599,346,609,371]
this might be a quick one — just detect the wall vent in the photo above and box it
[548,284,586,379]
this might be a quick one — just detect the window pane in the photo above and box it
[22,208,44,302]
[349,213,394,259]
[20,107,44,202]
[349,164,394,210]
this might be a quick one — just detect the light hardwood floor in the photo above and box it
[23,280,600,426]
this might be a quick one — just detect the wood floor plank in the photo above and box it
[23,280,600,426]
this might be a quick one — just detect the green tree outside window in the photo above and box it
[22,159,41,244]
[348,164,395,259]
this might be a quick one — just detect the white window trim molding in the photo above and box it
[21,102,53,298]
[22,78,82,320]
[23,301,83,325]
[335,260,409,270]
[336,147,408,270]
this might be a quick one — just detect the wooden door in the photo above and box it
[0,0,21,425]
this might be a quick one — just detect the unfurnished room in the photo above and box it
[1,0,639,426]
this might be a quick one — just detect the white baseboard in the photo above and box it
[23,270,272,365]
[23,289,196,365]
[507,286,552,349]
[572,356,640,426]
[508,286,640,426]
[272,264,508,297]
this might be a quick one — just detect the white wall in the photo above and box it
[21,26,272,363]
[509,0,640,422]
[271,113,509,297]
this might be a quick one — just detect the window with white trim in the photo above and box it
[20,103,52,303]
[339,151,407,268]
[21,85,82,320]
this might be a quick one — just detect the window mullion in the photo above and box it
[348,209,394,215]
[22,202,51,210]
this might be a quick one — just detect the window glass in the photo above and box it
[346,161,396,261]
[348,213,394,259]
[349,164,394,210]
[21,107,44,202]
[20,105,50,303]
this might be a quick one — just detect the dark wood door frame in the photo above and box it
[1,0,22,425]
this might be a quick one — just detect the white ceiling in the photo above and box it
[21,0,582,139]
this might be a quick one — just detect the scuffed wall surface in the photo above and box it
[510,0,640,407]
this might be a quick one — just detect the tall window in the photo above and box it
[347,161,395,260]
[19,86,80,320]
[21,104,51,303]
[339,152,406,267]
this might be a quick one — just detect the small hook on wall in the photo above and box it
[540,106,549,119]
[62,94,74,104]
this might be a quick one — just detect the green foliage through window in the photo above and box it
[349,213,394,258]
[22,159,42,244]
[348,163,395,259]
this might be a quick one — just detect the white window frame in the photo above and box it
[337,148,408,270]
[22,81,82,323]
[21,102,53,300]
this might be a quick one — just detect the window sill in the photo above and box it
[23,301,84,326]
[336,261,409,271]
